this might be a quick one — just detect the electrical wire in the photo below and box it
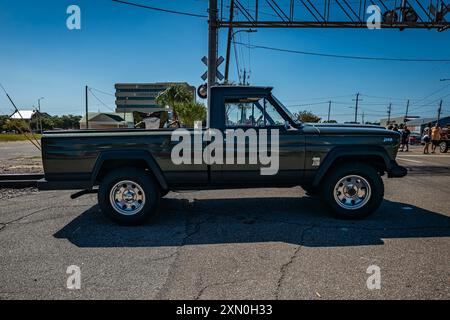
[234,41,450,62]
[90,87,116,97]
[111,0,208,18]
[88,88,116,112]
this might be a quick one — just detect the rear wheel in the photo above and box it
[98,167,160,225]
[320,163,384,219]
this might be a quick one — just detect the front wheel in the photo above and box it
[320,163,384,219]
[98,167,161,225]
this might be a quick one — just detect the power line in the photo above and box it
[90,87,116,97]
[88,88,115,112]
[111,0,208,18]
[408,92,450,112]
[234,42,450,62]
[283,94,354,103]
[232,37,242,82]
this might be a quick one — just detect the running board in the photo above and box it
[0,174,44,189]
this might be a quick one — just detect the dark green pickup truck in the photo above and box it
[38,86,406,225]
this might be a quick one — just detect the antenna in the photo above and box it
[0,83,41,150]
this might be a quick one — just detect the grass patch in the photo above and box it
[0,134,42,142]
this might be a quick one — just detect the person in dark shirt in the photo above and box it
[393,123,399,132]
[400,126,411,152]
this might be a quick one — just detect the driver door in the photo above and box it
[220,96,305,186]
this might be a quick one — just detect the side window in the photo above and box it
[225,97,285,128]
[263,99,285,126]
[225,99,264,128]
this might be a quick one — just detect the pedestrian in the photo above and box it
[400,125,411,152]
[422,126,431,154]
[393,124,399,132]
[431,123,441,153]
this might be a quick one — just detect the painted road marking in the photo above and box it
[397,157,423,164]
[397,154,450,157]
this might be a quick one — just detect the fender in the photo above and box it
[91,149,168,190]
[311,146,392,187]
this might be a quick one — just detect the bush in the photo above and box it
[177,102,207,128]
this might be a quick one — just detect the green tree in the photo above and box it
[177,102,207,128]
[3,119,29,132]
[51,115,81,129]
[0,115,9,131]
[296,111,321,123]
[155,85,194,127]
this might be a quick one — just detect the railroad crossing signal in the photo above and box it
[201,56,224,81]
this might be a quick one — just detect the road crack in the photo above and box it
[156,197,213,299]
[195,279,253,300]
[0,207,51,232]
[275,226,315,300]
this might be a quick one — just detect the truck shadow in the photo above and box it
[54,196,450,248]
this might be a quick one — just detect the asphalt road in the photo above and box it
[0,141,41,160]
[0,145,449,299]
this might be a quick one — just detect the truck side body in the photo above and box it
[40,86,403,192]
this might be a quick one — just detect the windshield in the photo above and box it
[271,95,300,124]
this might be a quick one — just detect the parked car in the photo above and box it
[409,133,421,145]
[439,127,449,153]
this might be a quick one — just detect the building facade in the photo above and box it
[379,116,420,128]
[79,112,134,130]
[404,116,450,134]
[115,82,195,114]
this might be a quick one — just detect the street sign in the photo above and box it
[201,56,224,81]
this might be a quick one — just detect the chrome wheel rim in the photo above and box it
[109,180,146,216]
[333,175,371,210]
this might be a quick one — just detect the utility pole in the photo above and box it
[362,111,365,125]
[37,97,44,134]
[353,93,360,123]
[85,85,89,129]
[437,100,443,123]
[224,0,234,83]
[327,101,332,122]
[207,0,218,128]
[387,103,392,125]
[404,99,409,124]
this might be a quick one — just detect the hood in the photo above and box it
[301,123,400,136]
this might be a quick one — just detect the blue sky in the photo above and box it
[0,0,449,123]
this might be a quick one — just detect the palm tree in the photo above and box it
[155,85,193,127]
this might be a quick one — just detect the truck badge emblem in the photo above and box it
[312,157,321,167]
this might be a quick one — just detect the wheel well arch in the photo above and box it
[312,148,390,187]
[328,155,387,173]
[92,151,168,191]
[96,159,149,182]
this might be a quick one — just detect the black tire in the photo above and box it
[439,141,448,153]
[320,163,384,220]
[98,167,161,225]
